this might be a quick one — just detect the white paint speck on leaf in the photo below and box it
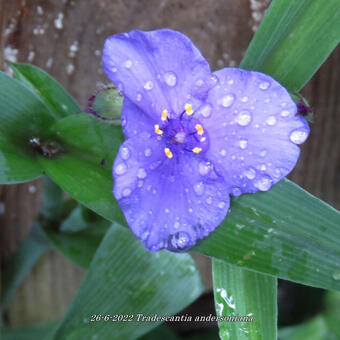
[54,13,64,29]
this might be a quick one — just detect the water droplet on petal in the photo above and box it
[273,168,282,178]
[236,111,252,126]
[281,109,290,117]
[193,181,205,195]
[260,149,267,157]
[222,94,235,107]
[136,93,143,101]
[144,80,153,90]
[206,197,212,204]
[290,128,309,144]
[259,81,270,90]
[121,118,127,127]
[199,104,212,118]
[266,116,277,126]
[120,147,130,160]
[164,71,177,87]
[232,187,242,196]
[111,66,117,72]
[244,167,256,179]
[137,168,147,179]
[254,175,273,191]
[195,79,204,86]
[241,96,248,102]
[168,231,191,250]
[122,188,131,197]
[220,149,227,156]
[115,163,127,175]
[144,148,152,157]
[239,139,248,149]
[124,59,132,68]
[199,161,212,175]
[218,201,226,209]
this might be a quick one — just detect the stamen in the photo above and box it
[185,103,193,116]
[161,109,168,121]
[195,124,204,135]
[164,147,173,158]
[192,147,202,154]
[154,124,163,135]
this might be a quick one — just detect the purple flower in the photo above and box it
[102,29,310,252]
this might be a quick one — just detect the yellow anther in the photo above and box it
[164,147,173,159]
[192,147,202,154]
[185,103,193,115]
[154,124,163,135]
[161,109,168,121]
[195,124,204,135]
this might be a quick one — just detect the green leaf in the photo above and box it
[278,316,331,340]
[52,223,203,340]
[9,63,81,118]
[37,113,125,223]
[1,223,51,312]
[212,259,277,340]
[0,72,56,183]
[44,212,110,268]
[323,291,340,338]
[3,322,57,340]
[195,179,340,291]
[241,0,340,91]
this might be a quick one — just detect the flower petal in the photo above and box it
[113,134,230,252]
[103,29,214,121]
[199,68,310,195]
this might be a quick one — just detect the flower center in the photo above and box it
[154,103,209,158]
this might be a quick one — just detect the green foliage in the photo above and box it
[212,260,277,339]
[9,63,80,118]
[241,0,340,91]
[51,223,204,339]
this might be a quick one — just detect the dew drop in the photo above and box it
[222,94,235,107]
[144,80,153,90]
[144,148,152,157]
[121,118,127,127]
[193,181,205,195]
[254,175,273,191]
[164,71,177,87]
[137,168,147,179]
[266,116,277,126]
[168,231,191,250]
[199,161,212,176]
[206,197,212,204]
[273,168,282,178]
[137,180,143,187]
[120,147,130,160]
[195,79,204,86]
[220,149,227,156]
[199,104,212,118]
[111,66,117,73]
[218,201,226,209]
[124,59,132,68]
[136,93,143,102]
[232,187,242,196]
[115,163,127,175]
[236,111,252,126]
[244,167,256,179]
[260,149,267,157]
[289,128,309,144]
[332,270,340,281]
[241,96,248,102]
[259,81,270,90]
[122,188,131,197]
[239,139,248,149]
[281,109,290,117]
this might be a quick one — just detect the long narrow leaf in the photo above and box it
[213,259,277,340]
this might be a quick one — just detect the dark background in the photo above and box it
[0,0,339,332]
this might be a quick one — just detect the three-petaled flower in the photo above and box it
[102,29,310,252]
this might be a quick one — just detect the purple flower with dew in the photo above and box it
[102,29,310,253]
